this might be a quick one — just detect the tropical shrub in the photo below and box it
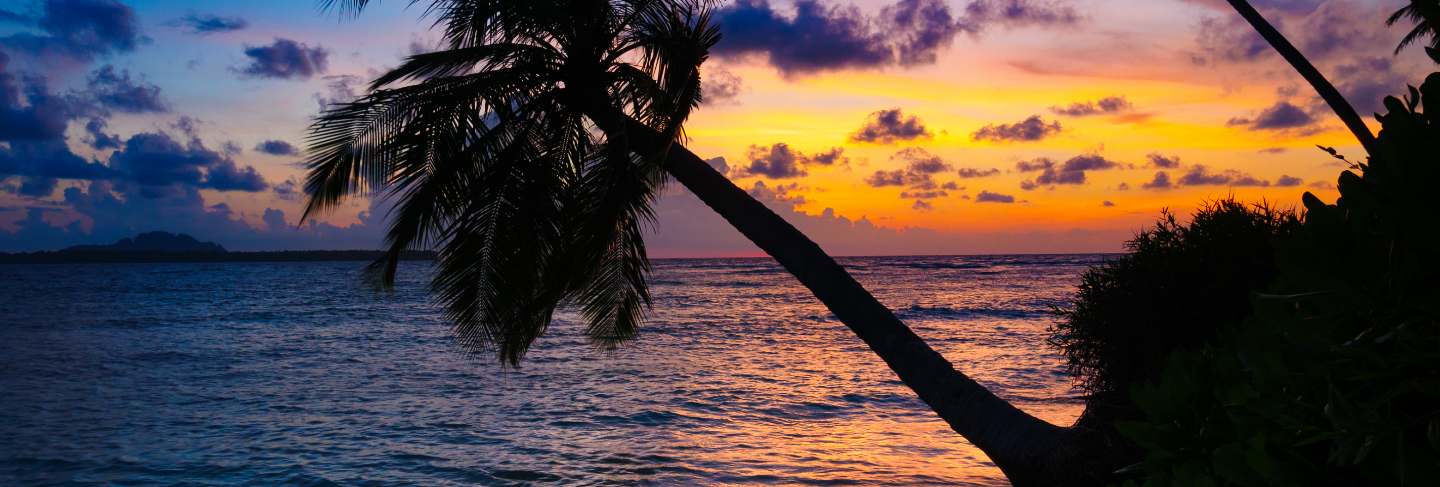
[1113,73,1440,485]
[1050,200,1298,419]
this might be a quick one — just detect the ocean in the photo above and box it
[0,255,1105,486]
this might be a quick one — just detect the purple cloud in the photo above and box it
[238,38,329,80]
[1051,96,1132,116]
[972,115,1062,142]
[850,108,932,144]
[736,143,847,179]
[975,190,1016,203]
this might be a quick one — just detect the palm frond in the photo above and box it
[372,43,558,89]
[1387,1,1440,54]
[307,0,721,363]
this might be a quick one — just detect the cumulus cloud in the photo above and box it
[713,0,893,75]
[1227,101,1316,130]
[956,167,1001,178]
[1332,56,1411,115]
[714,0,1080,76]
[1101,200,1115,207]
[0,0,143,65]
[83,117,120,150]
[704,156,730,176]
[254,139,300,156]
[0,54,116,189]
[1177,164,1270,187]
[0,114,261,197]
[170,13,248,34]
[203,160,267,192]
[701,66,743,105]
[314,74,361,111]
[1050,96,1132,116]
[865,170,908,187]
[1187,0,1404,92]
[864,147,953,188]
[0,54,79,144]
[972,115,1062,142]
[1190,16,1271,65]
[850,108,932,144]
[911,199,935,211]
[1146,153,1181,168]
[892,147,950,173]
[960,0,1082,30]
[1014,158,1053,172]
[1141,171,1172,190]
[1017,154,1120,190]
[272,178,302,201]
[0,140,112,182]
[884,0,967,65]
[237,38,329,80]
[106,131,268,193]
[735,143,847,179]
[85,65,167,113]
[975,190,1016,203]
[1275,174,1304,187]
[1294,1,1387,61]
[900,189,950,199]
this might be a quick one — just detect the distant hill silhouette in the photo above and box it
[61,232,227,253]
[0,232,435,264]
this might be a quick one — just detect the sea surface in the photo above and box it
[0,255,1107,486]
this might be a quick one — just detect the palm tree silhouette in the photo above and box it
[1224,0,1380,156]
[303,1,1089,484]
[1388,0,1440,63]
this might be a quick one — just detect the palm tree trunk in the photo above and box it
[1225,0,1381,156]
[598,112,1110,484]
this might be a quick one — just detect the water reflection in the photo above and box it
[0,255,1098,485]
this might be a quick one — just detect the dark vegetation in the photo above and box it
[1052,74,1440,485]
[1051,201,1298,428]
[0,232,435,263]
[65,231,228,253]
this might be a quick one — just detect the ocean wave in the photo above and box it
[1,256,1088,486]
[888,262,990,270]
[897,304,1042,320]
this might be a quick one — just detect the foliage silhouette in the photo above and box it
[1107,73,1440,485]
[1389,0,1440,63]
[1051,200,1298,426]
[304,1,717,363]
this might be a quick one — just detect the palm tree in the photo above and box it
[1387,0,1440,63]
[304,0,1102,484]
[1224,0,1380,156]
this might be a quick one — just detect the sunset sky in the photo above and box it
[0,0,1433,256]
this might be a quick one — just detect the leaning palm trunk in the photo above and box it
[306,1,1115,484]
[1225,0,1380,156]
[600,112,1110,486]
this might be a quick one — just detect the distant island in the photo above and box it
[0,232,435,264]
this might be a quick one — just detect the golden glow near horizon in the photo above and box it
[683,56,1355,238]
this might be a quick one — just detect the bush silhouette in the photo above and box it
[1107,73,1440,485]
[1050,200,1297,427]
